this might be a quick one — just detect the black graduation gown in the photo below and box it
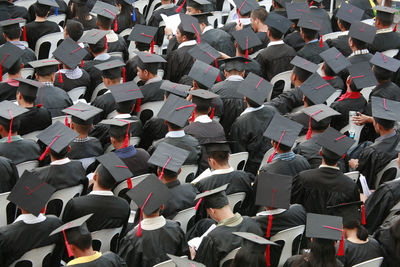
[269,87,303,115]
[327,76,345,92]
[286,110,309,136]
[54,69,91,93]
[92,93,116,123]
[337,238,382,267]
[284,30,305,52]
[35,85,73,118]
[67,137,104,160]
[291,167,360,214]
[162,180,198,219]
[326,34,352,57]
[194,215,263,267]
[71,16,98,31]
[220,21,252,35]
[0,1,27,20]
[339,53,373,85]
[0,156,18,193]
[148,5,177,46]
[125,55,140,82]
[259,154,311,177]
[229,106,276,175]
[24,21,60,56]
[373,215,400,267]
[365,81,400,116]
[108,38,129,63]
[118,147,151,177]
[330,96,367,131]
[310,7,333,35]
[244,58,262,78]
[69,252,128,267]
[118,219,189,267]
[140,80,164,104]
[0,215,63,267]
[293,135,322,169]
[0,138,41,164]
[0,82,18,101]
[201,28,236,57]
[115,10,144,34]
[165,44,195,83]
[284,254,344,267]
[297,41,329,64]
[18,106,52,135]
[139,117,168,150]
[368,30,400,54]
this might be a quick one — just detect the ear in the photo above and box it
[93,171,98,182]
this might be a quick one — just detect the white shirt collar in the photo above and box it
[232,18,251,25]
[50,157,71,166]
[58,66,83,80]
[145,76,162,85]
[241,104,264,116]
[106,31,119,42]
[9,40,26,50]
[89,190,114,196]
[256,208,287,216]
[165,130,185,138]
[319,164,340,170]
[203,25,213,34]
[226,75,244,81]
[194,115,212,123]
[139,215,166,230]
[94,53,111,61]
[14,213,46,224]
[178,40,197,49]
[114,113,131,119]
[376,27,393,34]
[211,167,234,175]
[267,40,284,47]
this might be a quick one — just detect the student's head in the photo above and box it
[102,68,122,86]
[291,67,312,86]
[267,26,284,40]
[137,62,158,81]
[97,15,113,30]
[192,97,211,114]
[321,148,341,166]
[3,25,21,41]
[208,150,229,168]
[166,121,183,131]
[244,96,261,108]
[231,246,267,267]
[88,37,107,55]
[348,37,367,50]
[204,191,230,220]
[343,220,369,241]
[271,140,292,153]
[176,23,196,44]
[372,65,392,82]
[64,20,84,42]
[16,90,36,105]
[70,120,92,136]
[303,96,315,107]
[272,0,284,8]
[311,117,331,132]
[34,3,51,18]
[5,58,23,76]
[116,100,135,114]
[109,125,130,146]
[66,225,93,255]
[308,238,338,267]
[373,117,395,133]
[94,164,117,189]
[337,19,351,31]
[250,7,267,32]
[135,41,150,52]
[300,28,318,41]
[375,15,393,29]
[49,146,70,160]
[0,117,19,137]
[157,167,179,181]
[322,62,336,77]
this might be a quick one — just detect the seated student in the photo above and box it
[261,114,310,175]
[306,0,332,35]
[229,73,277,175]
[268,0,287,17]
[53,37,91,92]
[327,201,383,267]
[0,171,62,267]
[349,97,400,189]
[283,3,307,52]
[319,47,347,93]
[346,21,375,66]
[0,42,24,101]
[15,78,52,135]
[0,101,41,164]
[115,0,143,34]
[0,18,36,65]
[23,0,60,55]
[254,172,307,267]
[69,0,98,31]
[0,0,27,20]
[63,20,84,44]
[91,1,129,62]
[148,142,198,219]
[149,94,201,166]
[374,214,400,267]
[291,127,360,214]
[147,0,176,46]
[118,175,189,267]
[220,0,255,34]
[63,153,131,234]
[0,155,19,193]
[51,215,127,266]
[192,185,263,266]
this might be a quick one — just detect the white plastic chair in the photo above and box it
[258,0,272,11]
[259,147,275,171]
[145,0,162,24]
[352,257,384,267]
[9,244,56,267]
[361,86,375,100]
[219,247,241,267]
[47,14,67,27]
[137,100,164,119]
[78,157,96,171]
[45,184,84,218]
[322,31,348,42]
[14,0,36,8]
[34,32,64,59]
[16,160,39,177]
[134,0,148,15]
[90,82,107,102]
[109,51,124,59]
[228,152,249,171]
[345,171,360,183]
[119,28,132,40]
[91,226,123,252]
[326,89,342,106]
[172,207,196,233]
[375,158,400,189]
[52,115,70,125]
[106,110,118,119]
[67,86,87,102]
[270,225,306,267]
[270,70,292,96]
[113,174,152,210]
[382,49,399,58]
[227,192,246,211]
[177,165,198,184]
[340,124,364,149]
[22,130,42,141]
[207,11,223,28]
[0,192,11,227]
[153,256,188,267]
[2,68,34,81]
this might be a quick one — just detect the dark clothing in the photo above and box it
[202,28,236,57]
[337,238,382,267]
[269,87,303,115]
[24,20,60,53]
[54,69,91,93]
[327,76,345,92]
[259,154,311,177]
[368,30,400,54]
[284,30,305,52]
[115,147,151,177]
[165,44,195,83]
[69,252,127,267]
[365,81,400,116]
[35,85,73,117]
[71,17,97,31]
[284,254,344,267]
[0,82,18,101]
[92,93,116,124]
[297,41,329,64]
[125,55,140,82]
[374,215,400,267]
[18,106,52,135]
[293,135,323,169]
[139,117,168,150]
[330,96,367,131]
[244,58,262,78]
[0,156,18,193]
[107,34,129,62]
[68,137,104,160]
[0,138,41,165]
[0,2,27,20]
[310,7,332,35]
[326,34,352,57]
[148,4,177,46]
[163,180,198,219]
[140,80,164,104]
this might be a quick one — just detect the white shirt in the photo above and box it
[267,40,284,47]
[139,215,166,230]
[145,76,162,85]
[226,75,244,82]
[94,53,111,61]
[194,115,212,123]
[114,113,131,119]
[241,104,264,116]
[165,130,185,138]
[178,40,197,49]
[106,31,119,42]
[203,25,213,34]
[89,190,114,196]
[58,66,83,80]
[50,158,71,166]
[319,164,340,170]
[14,213,46,224]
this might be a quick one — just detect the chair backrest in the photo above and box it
[345,171,360,183]
[270,225,305,267]
[21,130,42,141]
[14,0,36,8]
[384,197,400,222]
[16,160,39,177]
[270,70,292,98]
[361,86,374,100]
[326,89,342,106]
[67,87,87,102]
[153,256,189,267]
[219,247,241,267]
[207,11,223,28]
[227,192,246,211]
[375,158,400,188]
[322,31,348,41]
[352,257,384,267]
[109,51,124,59]
[78,157,97,171]
[2,68,34,81]
[0,192,10,227]
[119,28,132,39]
[134,0,148,15]
[34,32,64,59]
[228,152,249,171]
[382,49,399,58]
[52,115,70,125]
[145,0,162,23]
[137,101,164,120]
[47,14,67,27]
[10,244,56,267]
[91,226,123,252]
[106,110,119,119]
[90,83,107,102]
[46,184,84,218]
[113,174,152,196]
[177,165,198,184]
[259,147,275,171]
[172,207,196,233]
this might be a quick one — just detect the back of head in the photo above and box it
[251,7,268,22]
[97,15,113,30]
[17,89,36,104]
[109,124,128,142]
[338,19,351,31]
[311,117,331,131]
[309,238,338,267]
[96,164,117,189]
[6,58,22,75]
[178,23,196,41]
[301,28,318,41]
[137,61,159,75]
[3,25,21,40]
[66,224,93,251]
[34,3,51,17]
[344,220,369,241]
[373,65,392,81]
[350,37,367,50]
[66,20,84,42]
[374,117,395,131]
[293,67,313,83]
[50,146,69,160]
[0,117,19,135]
[116,100,135,113]
[204,191,229,209]
[321,147,341,165]
[231,247,267,267]
[135,41,150,52]
[89,36,107,54]
[268,26,284,40]
[208,151,229,164]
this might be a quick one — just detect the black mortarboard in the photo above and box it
[233,232,278,254]
[94,59,125,78]
[264,13,292,34]
[91,1,119,20]
[15,78,43,98]
[179,14,201,35]
[62,102,102,125]
[255,171,292,209]
[191,12,213,24]
[96,152,133,183]
[0,100,28,121]
[126,174,172,215]
[204,141,231,154]
[327,201,364,225]
[160,81,190,98]
[7,171,56,216]
[0,18,25,31]
[108,81,143,103]
[299,74,336,105]
[231,28,262,53]
[371,96,400,122]
[233,0,259,15]
[157,94,196,127]
[264,113,303,147]
[50,214,92,237]
[0,42,24,72]
[348,0,371,10]
[37,0,59,7]
[306,213,343,240]
[148,142,190,173]
[303,104,340,122]
[137,52,166,64]
[316,127,355,158]
[53,37,88,69]
[373,6,396,22]
[188,42,221,66]
[220,57,248,72]
[37,121,79,154]
[348,21,376,44]
[187,0,210,10]
[189,89,218,99]
[285,2,310,20]
[188,60,219,88]
[78,29,108,44]
[194,184,229,209]
[167,254,206,267]
[370,52,400,73]
[320,47,351,74]
[100,118,134,127]
[336,2,364,23]
[347,62,378,90]
[28,58,60,77]
[128,24,158,44]
[290,56,318,73]
[297,13,323,31]
[238,72,273,105]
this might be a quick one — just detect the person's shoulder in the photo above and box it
[135,147,150,157]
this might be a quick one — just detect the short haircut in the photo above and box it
[3,27,21,40]
[274,141,291,152]
[109,125,128,142]
[293,66,313,82]
[208,151,229,162]
[116,100,134,113]
[135,41,150,51]
[34,3,51,17]
[166,121,182,130]
[373,65,392,81]
[6,58,22,75]
[65,20,84,42]
[251,7,268,22]
[268,26,284,39]
[377,16,392,27]
[96,164,117,189]
[50,146,69,160]
[72,122,91,135]
[157,166,178,180]
[272,0,283,8]
[349,80,362,92]
[97,15,113,30]
[102,67,122,80]
[323,63,336,77]
[301,28,318,41]
[235,40,255,55]
[246,97,261,108]
[193,98,211,113]
[68,230,92,250]
[89,37,107,54]
[0,117,20,134]
[350,37,367,50]
[304,96,315,107]
[137,62,158,75]
[338,19,351,30]
[177,24,196,41]
[374,117,395,130]
[321,148,341,165]
[17,89,36,104]
[311,117,331,131]
[36,65,56,77]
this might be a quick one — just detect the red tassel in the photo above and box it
[320,35,323,48]
[122,122,130,148]
[309,0,314,7]
[150,39,154,54]
[122,67,126,82]
[190,108,196,123]
[105,35,108,50]
[394,23,398,32]
[114,19,118,32]
[65,114,69,127]
[245,37,248,59]
[62,223,74,258]
[361,204,366,225]
[36,104,42,108]
[266,245,271,266]
[81,60,84,68]
[58,65,63,83]
[267,130,286,163]
[127,178,133,189]
[41,207,46,214]
[337,233,344,256]
[0,67,2,82]
[23,26,27,41]
[39,135,60,161]
[136,192,152,237]
[195,197,203,210]
[210,106,215,119]
[135,98,141,113]
[306,110,323,140]
[7,110,13,143]
[158,156,172,179]
[217,74,221,82]
[176,0,186,13]
[191,23,200,44]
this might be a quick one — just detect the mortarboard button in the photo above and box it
[108,81,143,103]
[263,113,303,149]
[96,152,133,183]
[148,142,190,175]
[348,21,377,44]
[220,56,248,72]
[336,2,364,24]
[370,52,400,73]
[327,201,364,225]
[167,254,206,267]
[194,184,229,209]
[319,47,351,74]
[78,29,108,45]
[62,102,102,125]
[37,0,59,7]
[53,37,88,69]
[297,13,323,31]
[264,13,292,35]
[238,72,273,106]
[285,2,310,21]
[15,78,44,98]
[231,28,262,56]
[290,56,318,73]
[315,127,355,157]
[299,73,336,105]
[188,42,221,66]
[157,94,196,127]
[255,171,292,210]
[306,213,343,240]
[188,60,220,89]
[160,81,190,98]
[347,62,378,91]
[233,0,259,15]
[371,96,400,122]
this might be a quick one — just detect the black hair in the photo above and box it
[272,140,291,152]
[36,65,57,77]
[350,37,367,50]
[307,238,339,267]
[166,121,182,130]
[0,117,20,134]
[135,41,150,51]
[177,23,196,41]
[137,62,159,75]
[116,0,134,29]
[293,66,313,82]
[231,247,267,267]
[109,125,129,142]
[96,164,117,189]
[338,19,351,30]
[324,63,336,77]
[158,166,178,180]
[194,79,209,90]
[68,230,92,250]
[272,0,283,8]
[236,40,255,55]
[311,117,331,131]
[304,96,315,107]
[344,220,369,241]
[208,151,229,162]
[373,65,392,81]
[17,90,36,104]
[349,80,362,92]
[321,148,341,165]
[377,15,393,27]
[50,146,69,160]
[97,15,113,30]
[116,100,134,113]
[246,97,261,108]
[65,20,84,42]
[251,7,268,22]
[34,3,51,17]
[193,97,211,113]
[268,26,284,39]
[5,58,22,75]
[102,67,122,80]
[89,36,107,54]
[374,117,395,130]
[301,28,318,41]
[3,27,21,40]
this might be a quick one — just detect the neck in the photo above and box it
[195,111,208,118]
[37,76,53,82]
[114,142,128,150]
[77,133,88,138]
[258,25,268,33]
[92,50,107,58]
[143,211,160,219]
[74,248,95,259]
[378,79,388,85]
[304,38,316,44]
[269,36,281,42]
[92,182,110,192]
[160,177,177,184]
[322,158,338,167]
[144,73,157,82]
[8,73,21,80]
[167,127,183,132]
[35,16,47,22]
[211,162,230,170]
[380,128,394,137]
[215,207,235,222]
[18,100,34,108]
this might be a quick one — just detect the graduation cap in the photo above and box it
[179,14,201,43]
[128,25,158,52]
[290,56,318,74]
[0,100,28,143]
[191,12,213,24]
[94,59,125,80]
[0,42,24,81]
[233,232,278,261]
[255,171,292,210]
[189,89,219,118]
[273,0,291,8]
[96,152,133,183]
[348,0,371,10]
[303,104,341,140]
[91,1,119,31]
[101,118,135,148]
[231,28,262,58]
[327,201,365,225]
[285,2,310,21]
[370,52,400,73]
[264,13,292,34]
[188,60,219,89]
[188,42,221,66]
[238,72,273,106]
[137,51,166,73]
[297,13,323,31]
[62,102,102,125]
[336,2,364,24]
[160,80,190,98]
[167,254,206,267]
[204,140,231,154]
[157,94,196,127]
[373,6,397,23]
[53,37,88,69]
[233,0,259,15]
[194,184,229,209]
[220,57,248,72]
[0,18,25,32]
[36,121,79,161]
[319,47,351,74]
[148,142,190,177]
[347,62,378,91]
[371,96,400,122]
[37,0,59,7]
[15,78,43,98]
[348,21,376,44]
[108,81,143,103]
[78,29,108,45]
[187,0,210,11]
[28,58,60,73]
[7,170,56,216]
[299,73,336,105]
[315,127,355,158]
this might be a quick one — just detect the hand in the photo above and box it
[352,112,373,126]
[164,27,172,37]
[235,22,243,31]
[360,193,368,203]
[190,246,196,259]
[348,158,359,169]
